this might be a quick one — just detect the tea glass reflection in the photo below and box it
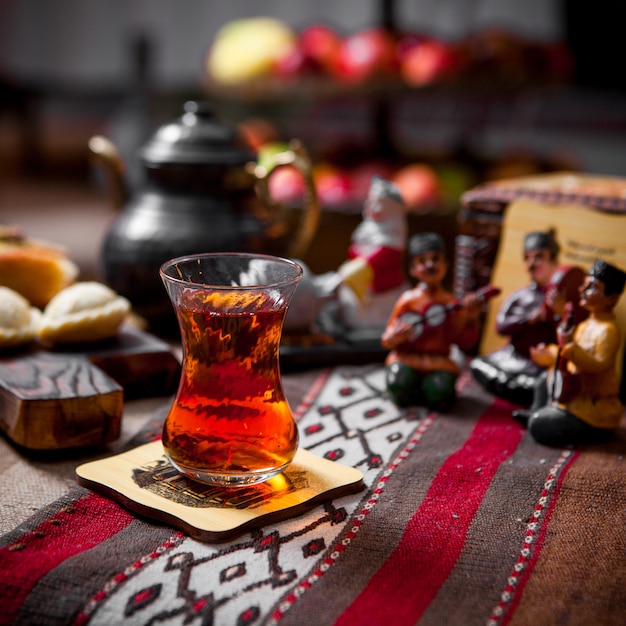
[160,253,302,487]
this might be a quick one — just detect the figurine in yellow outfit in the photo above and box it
[517,259,626,446]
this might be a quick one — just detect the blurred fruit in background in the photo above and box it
[391,162,442,210]
[273,44,310,80]
[251,130,469,213]
[206,18,572,88]
[398,36,461,87]
[267,165,306,204]
[330,27,398,84]
[298,24,343,74]
[313,163,354,208]
[206,17,298,84]
[259,153,460,214]
[240,113,572,215]
[212,10,579,218]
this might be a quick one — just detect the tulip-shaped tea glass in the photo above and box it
[160,253,302,487]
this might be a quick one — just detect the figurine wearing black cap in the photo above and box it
[381,232,483,410]
[516,259,626,446]
[470,228,562,406]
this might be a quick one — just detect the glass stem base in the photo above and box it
[166,455,290,488]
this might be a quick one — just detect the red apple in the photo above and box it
[395,32,425,63]
[391,163,442,211]
[273,43,311,79]
[268,165,306,204]
[314,164,353,207]
[299,24,343,73]
[400,37,459,86]
[331,28,397,83]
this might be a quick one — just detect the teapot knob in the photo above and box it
[183,100,215,119]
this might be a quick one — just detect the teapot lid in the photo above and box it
[139,101,256,166]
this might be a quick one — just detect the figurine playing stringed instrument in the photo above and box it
[514,259,626,447]
[470,229,562,407]
[381,232,499,411]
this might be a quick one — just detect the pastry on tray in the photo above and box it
[38,282,131,345]
[0,225,79,308]
[0,285,41,348]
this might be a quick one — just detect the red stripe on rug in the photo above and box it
[0,491,133,625]
[336,398,524,626]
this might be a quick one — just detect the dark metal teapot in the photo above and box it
[89,100,319,330]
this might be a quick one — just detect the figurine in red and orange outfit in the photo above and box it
[514,259,626,446]
[381,232,487,410]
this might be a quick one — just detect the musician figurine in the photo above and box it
[470,229,562,406]
[514,259,626,447]
[381,232,494,411]
[510,264,588,418]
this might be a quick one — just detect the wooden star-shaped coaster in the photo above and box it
[76,441,364,542]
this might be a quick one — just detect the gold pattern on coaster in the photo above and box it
[76,441,364,542]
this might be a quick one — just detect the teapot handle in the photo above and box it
[252,139,320,261]
[88,135,128,212]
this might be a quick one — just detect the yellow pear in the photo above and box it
[207,17,297,84]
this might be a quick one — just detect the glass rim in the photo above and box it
[159,252,303,290]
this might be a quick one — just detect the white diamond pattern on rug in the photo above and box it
[85,365,431,626]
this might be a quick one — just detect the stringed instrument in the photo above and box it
[549,302,582,404]
[540,264,587,326]
[399,285,501,339]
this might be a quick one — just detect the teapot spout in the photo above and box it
[88,135,129,212]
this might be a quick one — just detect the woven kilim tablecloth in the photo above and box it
[2,364,626,626]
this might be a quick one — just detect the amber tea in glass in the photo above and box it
[160,253,302,487]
